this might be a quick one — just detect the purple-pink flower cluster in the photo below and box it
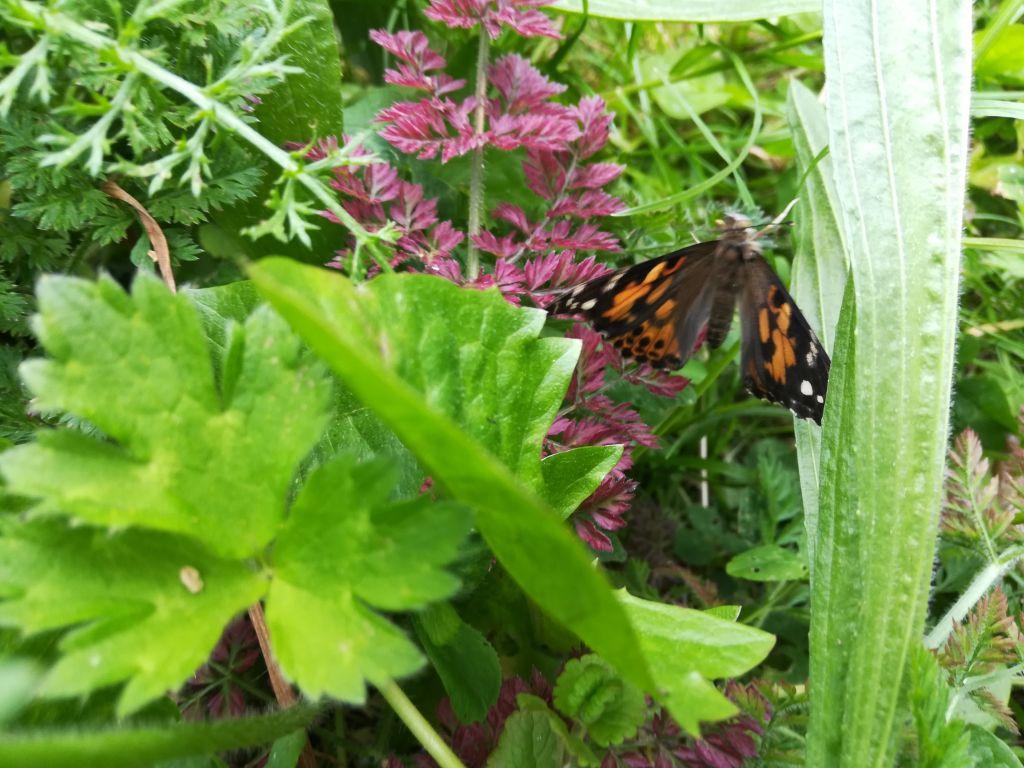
[316,0,688,550]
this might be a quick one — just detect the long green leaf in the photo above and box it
[0,705,318,768]
[786,79,848,571]
[550,0,819,22]
[809,1,973,766]
[248,261,653,696]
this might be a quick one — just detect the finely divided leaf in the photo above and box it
[0,519,266,716]
[0,273,331,558]
[265,455,471,702]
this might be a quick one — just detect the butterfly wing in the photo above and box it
[549,242,720,369]
[737,255,831,423]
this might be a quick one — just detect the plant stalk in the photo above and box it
[466,28,490,281]
[924,545,1024,649]
[378,678,467,768]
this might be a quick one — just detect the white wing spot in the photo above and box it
[581,299,597,310]
[570,285,585,297]
[806,345,818,365]
[800,380,814,397]
[606,274,622,290]
[816,395,824,404]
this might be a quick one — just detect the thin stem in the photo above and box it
[378,678,467,768]
[924,545,1024,649]
[466,28,490,281]
[248,603,318,768]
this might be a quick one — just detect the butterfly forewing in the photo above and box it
[737,257,830,423]
[549,224,831,423]
[549,242,718,369]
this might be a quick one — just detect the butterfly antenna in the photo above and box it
[753,197,800,240]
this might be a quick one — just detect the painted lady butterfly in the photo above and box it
[549,214,830,424]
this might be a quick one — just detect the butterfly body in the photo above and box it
[549,214,831,424]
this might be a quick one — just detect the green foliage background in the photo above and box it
[0,0,1022,767]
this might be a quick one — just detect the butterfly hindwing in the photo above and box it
[737,256,830,424]
[549,242,719,369]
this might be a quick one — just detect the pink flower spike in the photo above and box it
[425,0,561,39]
[489,54,566,113]
[547,220,621,252]
[492,203,532,232]
[570,162,625,189]
[575,517,614,551]
[495,1,562,39]
[424,0,499,35]
[472,230,521,259]
[370,30,446,70]
[389,180,438,232]
[575,96,615,158]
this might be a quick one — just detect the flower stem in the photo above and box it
[466,28,490,281]
[378,678,467,768]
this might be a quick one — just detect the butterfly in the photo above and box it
[548,213,830,424]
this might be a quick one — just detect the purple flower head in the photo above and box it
[424,0,562,40]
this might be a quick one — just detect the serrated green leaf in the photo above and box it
[616,589,775,734]
[0,274,331,558]
[726,544,808,582]
[0,519,265,716]
[541,445,623,520]
[414,603,501,724]
[487,710,564,768]
[249,260,653,695]
[265,455,470,702]
[553,655,645,747]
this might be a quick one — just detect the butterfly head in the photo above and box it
[716,213,755,242]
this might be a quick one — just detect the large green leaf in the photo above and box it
[0,519,266,716]
[808,1,973,765]
[616,590,775,734]
[550,0,819,22]
[265,455,471,702]
[0,274,331,559]
[248,260,653,692]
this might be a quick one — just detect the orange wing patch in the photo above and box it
[602,280,651,322]
[761,286,798,383]
[610,318,682,368]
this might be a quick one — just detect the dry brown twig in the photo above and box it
[100,180,176,292]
